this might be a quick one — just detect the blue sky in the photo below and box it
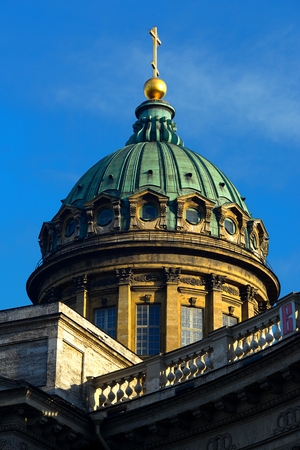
[1,1,300,308]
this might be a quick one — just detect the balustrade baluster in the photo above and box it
[125,378,133,399]
[235,338,243,358]
[273,321,282,341]
[107,384,116,404]
[196,354,206,373]
[116,379,125,403]
[99,384,108,407]
[134,374,144,396]
[189,356,198,377]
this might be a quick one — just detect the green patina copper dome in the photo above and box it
[63,99,249,217]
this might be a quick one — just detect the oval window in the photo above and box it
[65,219,76,237]
[97,208,114,226]
[224,218,236,235]
[140,204,158,221]
[185,208,201,225]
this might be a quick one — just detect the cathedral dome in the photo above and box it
[61,99,249,232]
[27,67,280,354]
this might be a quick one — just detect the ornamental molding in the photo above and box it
[132,286,163,292]
[275,405,300,434]
[206,433,236,450]
[133,274,163,282]
[180,277,205,287]
[178,287,206,296]
[222,285,240,296]
[126,115,184,147]
[107,385,300,450]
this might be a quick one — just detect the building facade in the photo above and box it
[0,31,300,449]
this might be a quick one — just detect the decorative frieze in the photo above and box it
[180,277,205,286]
[275,405,300,434]
[133,274,163,282]
[222,285,239,296]
[206,433,236,450]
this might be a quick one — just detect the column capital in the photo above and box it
[73,274,89,293]
[116,268,133,285]
[207,273,226,291]
[164,267,181,283]
[240,284,257,303]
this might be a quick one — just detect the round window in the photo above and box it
[97,208,114,226]
[224,218,236,235]
[65,219,76,237]
[140,204,158,221]
[185,208,201,225]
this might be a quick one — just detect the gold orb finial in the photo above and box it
[144,77,167,100]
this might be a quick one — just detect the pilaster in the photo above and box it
[240,284,257,319]
[116,268,133,348]
[164,267,181,352]
[73,274,89,317]
[206,273,226,333]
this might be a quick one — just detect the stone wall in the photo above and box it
[0,302,141,410]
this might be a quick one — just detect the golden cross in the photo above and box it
[149,26,161,78]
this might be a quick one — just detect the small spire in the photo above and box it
[144,26,167,100]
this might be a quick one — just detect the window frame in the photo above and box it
[181,305,203,346]
[94,306,117,339]
[136,304,160,355]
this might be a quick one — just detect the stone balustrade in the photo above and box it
[87,292,300,411]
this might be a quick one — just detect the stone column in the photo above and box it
[164,267,181,352]
[73,274,89,317]
[240,285,257,319]
[206,273,226,333]
[116,268,132,348]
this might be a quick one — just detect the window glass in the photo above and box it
[97,208,113,226]
[185,208,201,225]
[140,204,158,221]
[224,218,236,235]
[95,307,116,338]
[136,304,160,355]
[222,314,238,327]
[181,306,203,346]
[65,219,76,237]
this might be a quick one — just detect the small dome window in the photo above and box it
[140,204,158,221]
[97,208,114,226]
[65,219,76,237]
[224,218,236,235]
[185,208,201,225]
